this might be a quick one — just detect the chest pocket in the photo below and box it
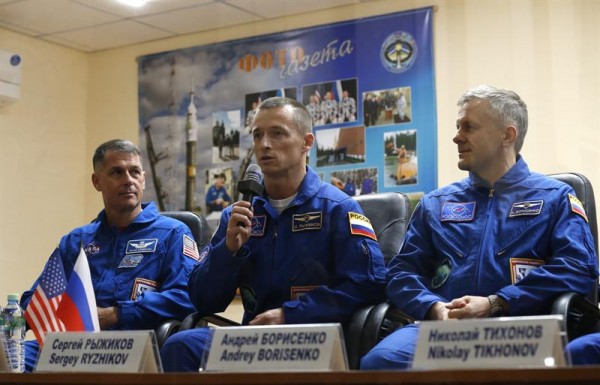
[495,212,552,263]
[431,223,478,263]
[289,258,330,286]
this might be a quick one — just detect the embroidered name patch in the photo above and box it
[509,200,544,217]
[126,239,158,254]
[292,212,323,232]
[251,215,267,237]
[440,202,476,222]
[131,278,158,300]
[290,286,319,301]
[348,212,377,241]
[118,254,143,268]
[510,258,544,284]
[569,193,588,222]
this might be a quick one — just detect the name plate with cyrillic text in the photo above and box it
[35,330,161,373]
[205,323,348,372]
[413,315,565,369]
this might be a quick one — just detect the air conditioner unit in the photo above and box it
[0,49,21,107]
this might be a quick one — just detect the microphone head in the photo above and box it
[244,164,263,183]
[238,164,264,201]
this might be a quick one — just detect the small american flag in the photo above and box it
[24,248,66,345]
[182,234,200,261]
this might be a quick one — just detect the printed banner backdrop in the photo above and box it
[138,7,436,217]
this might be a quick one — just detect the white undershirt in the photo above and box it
[268,193,298,214]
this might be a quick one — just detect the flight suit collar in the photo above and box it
[96,202,159,227]
[469,155,530,191]
[254,166,320,214]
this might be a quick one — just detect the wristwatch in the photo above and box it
[488,295,504,317]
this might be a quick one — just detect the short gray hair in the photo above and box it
[255,97,313,135]
[93,139,141,171]
[458,85,528,153]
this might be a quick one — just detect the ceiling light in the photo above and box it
[117,0,149,7]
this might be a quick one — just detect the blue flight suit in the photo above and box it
[565,332,600,365]
[361,157,598,370]
[21,202,198,372]
[161,166,387,372]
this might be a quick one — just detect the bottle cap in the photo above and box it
[7,293,19,301]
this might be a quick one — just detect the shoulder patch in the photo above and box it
[131,278,158,300]
[569,193,588,222]
[182,234,200,261]
[198,244,210,263]
[290,286,319,300]
[348,212,377,241]
[510,258,544,284]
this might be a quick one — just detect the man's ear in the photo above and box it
[91,173,101,191]
[303,133,315,151]
[503,125,517,147]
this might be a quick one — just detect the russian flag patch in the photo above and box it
[348,212,377,241]
[569,193,588,222]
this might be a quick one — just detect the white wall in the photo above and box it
[0,0,598,316]
[0,28,88,302]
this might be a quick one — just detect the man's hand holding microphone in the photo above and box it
[225,164,263,254]
[223,164,285,324]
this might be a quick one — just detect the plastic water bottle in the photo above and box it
[2,294,25,372]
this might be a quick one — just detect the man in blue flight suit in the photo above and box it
[565,308,600,364]
[360,85,598,370]
[160,97,387,372]
[21,139,198,372]
[565,333,600,365]
[205,172,232,213]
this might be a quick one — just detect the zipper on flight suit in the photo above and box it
[474,188,495,292]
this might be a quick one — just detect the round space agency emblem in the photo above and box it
[380,31,418,73]
[84,241,100,255]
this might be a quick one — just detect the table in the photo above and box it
[2,367,600,385]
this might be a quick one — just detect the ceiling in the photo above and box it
[0,0,374,52]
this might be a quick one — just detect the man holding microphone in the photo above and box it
[160,97,386,371]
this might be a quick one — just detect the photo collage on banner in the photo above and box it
[138,7,436,223]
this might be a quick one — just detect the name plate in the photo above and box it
[205,323,348,372]
[35,330,161,373]
[413,315,565,369]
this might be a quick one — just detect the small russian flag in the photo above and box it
[569,193,588,222]
[348,212,377,241]
[57,247,100,332]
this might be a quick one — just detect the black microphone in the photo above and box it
[237,164,264,202]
